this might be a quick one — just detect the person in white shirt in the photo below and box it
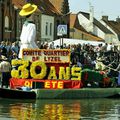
[0,56,11,88]
[106,43,113,51]
[18,3,39,58]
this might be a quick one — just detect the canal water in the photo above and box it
[0,98,120,120]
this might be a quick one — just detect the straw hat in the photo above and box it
[19,3,37,16]
[96,57,105,62]
[1,55,8,61]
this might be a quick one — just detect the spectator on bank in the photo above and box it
[0,41,5,49]
[49,42,55,49]
[11,42,19,55]
[63,43,67,48]
[44,42,49,49]
[106,43,113,51]
[0,55,11,88]
[101,43,107,52]
[1,46,7,57]
[5,41,11,53]
[56,45,60,49]
[95,56,106,71]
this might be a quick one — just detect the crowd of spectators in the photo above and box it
[48,42,120,68]
[0,41,19,61]
[48,41,120,87]
[0,40,120,88]
[0,40,120,71]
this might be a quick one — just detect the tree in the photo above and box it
[61,0,70,14]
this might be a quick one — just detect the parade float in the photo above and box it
[1,49,120,99]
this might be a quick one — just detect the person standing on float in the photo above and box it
[18,3,39,58]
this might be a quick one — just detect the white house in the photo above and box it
[100,16,120,45]
[77,7,114,43]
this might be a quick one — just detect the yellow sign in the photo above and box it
[22,49,70,63]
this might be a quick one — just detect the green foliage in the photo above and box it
[61,0,70,14]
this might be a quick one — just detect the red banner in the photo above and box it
[10,78,83,89]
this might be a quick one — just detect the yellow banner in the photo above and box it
[22,49,70,63]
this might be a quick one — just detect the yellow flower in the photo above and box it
[59,67,70,80]
[48,66,57,79]
[71,67,82,80]
[30,61,47,79]
[11,59,29,79]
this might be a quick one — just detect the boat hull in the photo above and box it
[0,88,120,99]
[36,88,120,99]
[0,88,36,99]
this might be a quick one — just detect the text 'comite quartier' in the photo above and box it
[23,50,70,56]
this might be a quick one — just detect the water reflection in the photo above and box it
[0,98,120,120]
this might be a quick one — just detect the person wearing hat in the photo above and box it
[95,56,106,71]
[0,55,11,88]
[18,3,39,58]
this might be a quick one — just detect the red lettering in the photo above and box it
[32,56,39,61]
[44,81,63,89]
[44,57,47,61]
[48,57,51,61]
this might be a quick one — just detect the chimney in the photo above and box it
[89,5,94,23]
[102,16,108,21]
[116,16,120,22]
[89,3,94,33]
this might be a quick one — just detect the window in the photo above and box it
[5,16,9,29]
[45,22,48,35]
[50,23,52,36]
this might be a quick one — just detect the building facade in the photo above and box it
[41,14,54,42]
[69,13,104,41]
[49,0,64,13]
[101,16,120,44]
[49,0,70,38]
[0,0,16,42]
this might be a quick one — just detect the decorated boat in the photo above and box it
[1,49,120,99]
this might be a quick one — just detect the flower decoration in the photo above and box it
[30,61,47,79]
[71,67,81,80]
[48,66,57,79]
[59,67,70,80]
[11,59,29,78]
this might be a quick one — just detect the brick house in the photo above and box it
[0,0,15,42]
[0,0,68,43]
[12,0,62,43]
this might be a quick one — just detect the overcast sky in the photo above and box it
[69,0,120,20]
